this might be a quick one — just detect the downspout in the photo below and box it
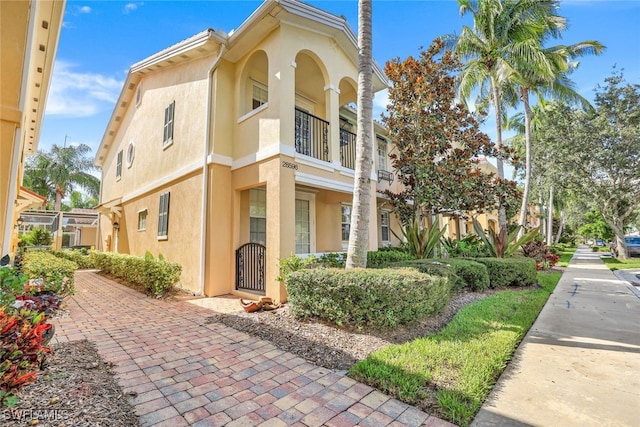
[197,34,227,296]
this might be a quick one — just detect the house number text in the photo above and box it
[281,161,298,170]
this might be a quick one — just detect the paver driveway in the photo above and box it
[52,270,454,427]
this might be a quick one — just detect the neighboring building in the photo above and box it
[94,0,402,302]
[0,0,66,260]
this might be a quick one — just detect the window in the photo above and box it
[138,209,147,231]
[157,192,170,238]
[249,188,266,244]
[252,83,268,110]
[116,150,123,180]
[295,199,310,254]
[163,101,175,147]
[135,83,142,106]
[126,142,135,168]
[380,211,390,243]
[341,205,351,243]
[377,137,388,172]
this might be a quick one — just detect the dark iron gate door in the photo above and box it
[235,243,266,294]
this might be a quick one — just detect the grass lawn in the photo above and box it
[602,256,640,270]
[349,271,562,427]
[556,246,577,267]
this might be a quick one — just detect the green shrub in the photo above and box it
[19,227,53,247]
[21,251,77,297]
[285,268,450,328]
[393,258,490,292]
[366,250,415,268]
[91,252,181,297]
[472,257,538,288]
[0,267,28,309]
[52,249,96,269]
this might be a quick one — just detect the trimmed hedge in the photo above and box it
[393,258,490,292]
[21,250,77,297]
[91,252,181,297]
[285,268,450,328]
[472,257,538,288]
[366,250,415,268]
[52,249,95,269]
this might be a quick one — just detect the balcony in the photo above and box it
[295,108,329,162]
[340,128,356,169]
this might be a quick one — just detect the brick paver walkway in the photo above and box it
[52,270,455,427]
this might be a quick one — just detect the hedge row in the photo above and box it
[21,250,77,297]
[472,257,538,288]
[285,268,450,329]
[52,249,95,269]
[393,258,490,292]
[90,252,181,297]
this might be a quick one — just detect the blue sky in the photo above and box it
[40,0,640,171]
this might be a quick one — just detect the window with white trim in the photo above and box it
[380,211,390,244]
[163,101,175,147]
[252,83,268,110]
[377,137,388,172]
[138,209,147,231]
[126,142,135,168]
[341,205,351,244]
[157,192,170,238]
[135,83,142,106]
[249,188,266,245]
[116,150,123,180]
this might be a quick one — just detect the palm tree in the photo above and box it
[512,37,604,234]
[454,0,564,230]
[346,0,374,269]
[24,143,100,211]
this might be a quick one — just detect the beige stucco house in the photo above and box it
[94,0,406,302]
[1,0,65,261]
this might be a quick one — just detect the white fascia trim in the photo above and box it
[131,30,218,73]
[121,159,202,204]
[295,155,335,173]
[295,171,353,193]
[231,144,296,170]
[208,153,233,167]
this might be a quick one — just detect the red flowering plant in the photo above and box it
[522,239,559,270]
[0,309,53,407]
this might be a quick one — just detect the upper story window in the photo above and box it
[163,101,175,147]
[116,150,123,180]
[126,142,135,168]
[135,83,142,106]
[252,82,268,110]
[377,137,388,172]
[158,192,170,239]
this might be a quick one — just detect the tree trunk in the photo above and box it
[346,0,374,269]
[546,186,554,245]
[54,186,64,211]
[518,88,532,237]
[554,210,565,245]
[490,77,507,231]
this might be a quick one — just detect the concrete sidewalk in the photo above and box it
[472,247,640,426]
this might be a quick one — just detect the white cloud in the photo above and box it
[45,61,123,118]
[77,6,91,14]
[123,3,143,14]
[373,89,389,120]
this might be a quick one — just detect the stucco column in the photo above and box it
[325,84,340,167]
[265,157,296,302]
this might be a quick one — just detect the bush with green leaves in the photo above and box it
[472,257,538,288]
[19,227,53,247]
[0,267,28,309]
[285,268,451,328]
[366,250,415,268]
[52,249,96,269]
[441,234,491,258]
[393,258,490,292]
[21,250,77,297]
[91,251,181,297]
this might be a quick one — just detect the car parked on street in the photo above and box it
[624,236,640,257]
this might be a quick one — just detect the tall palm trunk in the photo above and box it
[518,87,533,237]
[546,185,554,245]
[346,0,374,269]
[491,76,507,229]
[54,185,64,211]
